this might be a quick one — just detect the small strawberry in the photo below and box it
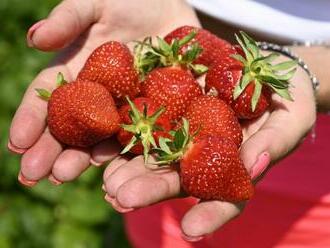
[183,95,242,147]
[36,73,120,147]
[154,119,253,202]
[77,41,140,102]
[206,32,297,119]
[117,97,171,161]
[164,25,233,67]
[142,67,202,121]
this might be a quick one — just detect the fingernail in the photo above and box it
[48,174,63,186]
[18,171,38,187]
[251,152,271,179]
[181,233,204,242]
[7,141,27,154]
[101,184,106,192]
[90,158,103,167]
[26,19,46,47]
[104,194,134,213]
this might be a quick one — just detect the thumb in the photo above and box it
[27,0,99,51]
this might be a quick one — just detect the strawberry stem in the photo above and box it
[120,97,166,163]
[232,31,297,111]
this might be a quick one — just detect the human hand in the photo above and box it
[8,0,200,186]
[102,64,316,241]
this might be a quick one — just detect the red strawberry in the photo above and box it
[206,32,297,119]
[37,74,120,147]
[184,95,242,147]
[164,25,233,67]
[154,119,253,202]
[77,41,140,102]
[142,67,202,121]
[117,97,171,159]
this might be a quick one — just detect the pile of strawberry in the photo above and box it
[37,26,297,203]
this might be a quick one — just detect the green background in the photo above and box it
[0,0,130,247]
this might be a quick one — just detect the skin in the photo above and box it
[9,0,329,241]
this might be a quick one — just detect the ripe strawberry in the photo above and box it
[36,73,120,147]
[184,95,242,147]
[77,41,140,102]
[142,67,202,121]
[135,31,208,77]
[154,119,253,202]
[164,25,233,67]
[206,32,297,119]
[117,97,171,160]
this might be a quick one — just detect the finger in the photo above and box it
[181,201,244,239]
[241,69,316,177]
[115,168,181,208]
[104,156,151,197]
[51,147,91,182]
[27,0,99,51]
[9,66,70,150]
[103,156,129,181]
[90,139,121,166]
[20,131,62,181]
[104,194,134,213]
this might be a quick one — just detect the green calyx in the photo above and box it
[232,31,297,112]
[35,72,68,101]
[120,97,166,163]
[153,118,197,165]
[134,31,208,78]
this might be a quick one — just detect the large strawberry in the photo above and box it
[206,32,297,119]
[142,67,202,121]
[164,25,233,67]
[154,119,253,202]
[117,97,171,161]
[36,73,120,147]
[77,41,140,102]
[184,95,242,147]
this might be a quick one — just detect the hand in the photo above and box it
[102,64,316,240]
[8,0,200,186]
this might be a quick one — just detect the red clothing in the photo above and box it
[124,114,330,248]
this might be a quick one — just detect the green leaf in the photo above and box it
[235,33,253,62]
[120,136,138,154]
[178,30,197,46]
[275,68,297,81]
[272,60,298,71]
[190,64,208,75]
[149,106,165,124]
[231,54,247,65]
[174,129,185,150]
[120,124,137,133]
[234,73,253,100]
[269,85,294,101]
[56,72,67,87]
[157,37,171,56]
[35,88,51,101]
[240,31,259,58]
[159,137,172,154]
[126,96,142,123]
[251,81,262,112]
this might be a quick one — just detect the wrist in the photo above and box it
[290,46,330,112]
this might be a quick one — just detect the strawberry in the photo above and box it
[164,25,233,67]
[36,73,120,147]
[142,67,202,121]
[77,41,140,102]
[154,119,253,202]
[184,95,242,147]
[135,31,208,77]
[206,32,297,119]
[117,97,171,160]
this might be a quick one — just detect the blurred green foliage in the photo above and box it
[0,1,130,247]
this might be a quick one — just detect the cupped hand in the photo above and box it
[8,0,200,186]
[102,65,316,240]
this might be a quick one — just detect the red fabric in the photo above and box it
[124,114,330,248]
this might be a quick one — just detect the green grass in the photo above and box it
[0,1,130,247]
